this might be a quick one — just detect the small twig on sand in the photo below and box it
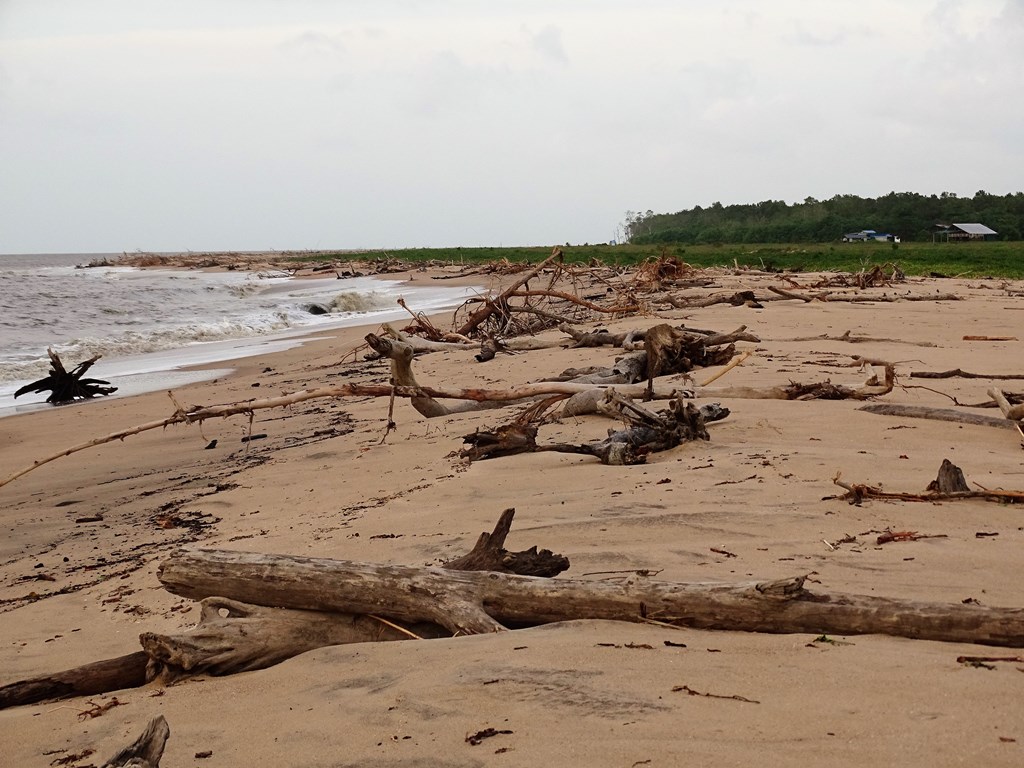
[671,684,759,704]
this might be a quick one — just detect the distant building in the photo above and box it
[933,223,999,242]
[842,229,898,243]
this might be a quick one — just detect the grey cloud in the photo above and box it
[528,25,568,64]
[279,30,348,57]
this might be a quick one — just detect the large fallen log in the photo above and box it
[0,509,563,706]
[158,548,1024,647]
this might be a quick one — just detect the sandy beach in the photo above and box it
[1,263,1023,767]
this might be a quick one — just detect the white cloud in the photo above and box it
[0,0,1018,252]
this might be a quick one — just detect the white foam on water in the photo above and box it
[0,257,481,418]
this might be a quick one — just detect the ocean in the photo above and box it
[0,253,479,417]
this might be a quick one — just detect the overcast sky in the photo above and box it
[1,1,1021,253]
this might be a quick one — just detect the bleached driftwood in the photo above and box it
[158,548,1024,647]
[141,597,426,683]
[859,404,1021,431]
[380,324,473,352]
[0,509,564,707]
[988,387,1024,422]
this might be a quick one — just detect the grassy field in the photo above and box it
[288,241,1024,279]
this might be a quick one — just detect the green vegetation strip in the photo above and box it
[287,241,1024,279]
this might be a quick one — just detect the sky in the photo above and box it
[1,0,1022,253]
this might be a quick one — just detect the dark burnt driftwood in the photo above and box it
[14,349,117,404]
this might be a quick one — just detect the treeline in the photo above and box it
[626,191,1024,244]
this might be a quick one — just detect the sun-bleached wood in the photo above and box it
[159,548,1024,647]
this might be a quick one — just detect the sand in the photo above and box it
[1,267,1023,766]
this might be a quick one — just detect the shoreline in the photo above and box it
[2,266,1024,766]
[0,259,487,417]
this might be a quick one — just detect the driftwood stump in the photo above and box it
[443,508,569,577]
[101,715,170,768]
[14,349,117,404]
[927,459,970,493]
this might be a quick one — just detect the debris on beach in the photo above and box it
[13,348,117,404]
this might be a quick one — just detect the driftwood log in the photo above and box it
[158,548,1024,647]
[988,387,1024,422]
[859,404,1022,431]
[0,651,149,710]
[910,368,1024,380]
[14,349,117,404]
[140,597,432,683]
[0,509,566,707]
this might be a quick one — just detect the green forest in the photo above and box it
[625,191,1024,244]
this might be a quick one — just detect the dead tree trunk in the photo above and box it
[158,548,1024,647]
[461,393,724,466]
[0,509,564,707]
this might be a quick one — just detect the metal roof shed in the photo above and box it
[951,223,998,236]
[933,223,999,241]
